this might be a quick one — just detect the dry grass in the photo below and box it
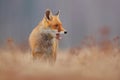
[0,29,120,80]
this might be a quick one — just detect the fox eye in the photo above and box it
[54,24,59,28]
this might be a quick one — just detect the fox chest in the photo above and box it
[35,33,57,55]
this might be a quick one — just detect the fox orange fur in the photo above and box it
[29,9,67,64]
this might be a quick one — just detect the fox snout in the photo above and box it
[58,30,67,34]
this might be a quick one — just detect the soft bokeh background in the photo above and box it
[0,0,120,49]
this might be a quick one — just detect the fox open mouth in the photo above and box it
[56,33,61,40]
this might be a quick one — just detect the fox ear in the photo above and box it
[45,9,52,21]
[55,10,60,16]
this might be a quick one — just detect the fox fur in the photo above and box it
[29,9,67,64]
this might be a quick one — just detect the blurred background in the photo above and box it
[0,0,120,49]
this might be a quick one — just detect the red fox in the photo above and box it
[29,9,67,64]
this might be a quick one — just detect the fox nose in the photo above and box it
[64,31,67,34]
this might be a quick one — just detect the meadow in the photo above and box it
[0,28,120,80]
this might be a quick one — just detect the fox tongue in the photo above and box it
[56,34,62,40]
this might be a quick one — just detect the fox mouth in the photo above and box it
[56,33,61,40]
[55,31,67,40]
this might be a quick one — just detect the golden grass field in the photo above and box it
[0,28,120,80]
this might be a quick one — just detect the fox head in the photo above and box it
[41,9,67,40]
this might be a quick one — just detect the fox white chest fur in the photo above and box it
[29,26,58,62]
[36,28,57,55]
